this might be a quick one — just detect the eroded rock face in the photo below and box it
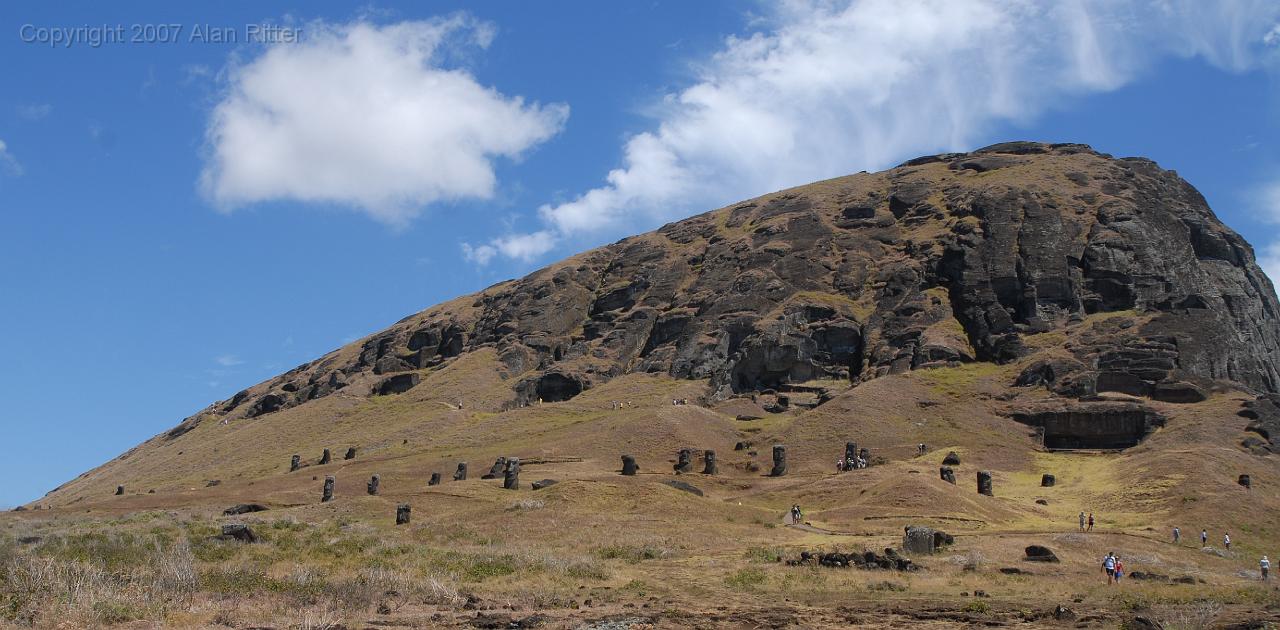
[144,144,1280,455]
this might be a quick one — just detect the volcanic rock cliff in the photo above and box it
[167,141,1280,442]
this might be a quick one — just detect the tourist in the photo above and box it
[1173,526,1180,544]
[836,458,844,473]
[1262,555,1271,580]
[1201,529,1208,546]
[1102,552,1116,584]
[1114,556,1125,583]
[1224,532,1231,552]
[1087,512,1095,532]
[1079,511,1086,532]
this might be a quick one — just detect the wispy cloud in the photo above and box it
[214,354,244,367]
[200,16,568,227]
[472,0,1280,265]
[0,140,22,176]
[17,104,51,121]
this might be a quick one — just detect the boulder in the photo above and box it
[219,524,258,543]
[531,479,558,490]
[1024,545,1059,562]
[428,473,441,486]
[223,504,268,516]
[344,447,357,460]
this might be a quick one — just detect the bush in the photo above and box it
[725,568,768,590]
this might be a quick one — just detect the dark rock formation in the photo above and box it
[344,447,357,460]
[322,476,334,502]
[1025,545,1060,562]
[319,448,331,465]
[942,451,961,466]
[223,504,268,516]
[428,473,441,486]
[1041,474,1056,487]
[977,471,993,496]
[531,479,558,490]
[663,480,704,496]
[940,466,956,484]
[396,504,411,525]
[290,455,300,472]
[674,449,693,474]
[1243,395,1280,452]
[503,458,520,490]
[172,142,1279,440]
[734,441,751,451]
[702,450,717,475]
[367,474,380,495]
[454,462,468,481]
[1011,402,1165,450]
[1239,474,1252,489]
[621,454,638,476]
[770,445,787,477]
[219,524,258,543]
[483,457,507,480]
[788,548,917,571]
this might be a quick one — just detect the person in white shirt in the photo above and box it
[1262,555,1271,580]
[1224,533,1232,551]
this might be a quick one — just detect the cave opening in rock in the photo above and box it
[535,373,583,402]
[1013,407,1160,450]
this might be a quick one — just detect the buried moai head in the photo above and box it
[1239,474,1252,489]
[977,470,993,496]
[939,466,956,484]
[503,458,521,490]
[702,450,717,475]
[115,485,124,496]
[367,474,380,496]
[1041,474,1056,487]
[845,442,858,461]
[319,448,331,465]
[395,504,411,525]
[428,472,441,486]
[770,445,787,477]
[344,447,357,460]
[674,449,693,474]
[290,455,301,472]
[322,476,335,503]
[942,451,960,466]
[621,454,638,476]
[453,462,467,481]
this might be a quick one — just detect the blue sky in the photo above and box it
[2,1,1279,508]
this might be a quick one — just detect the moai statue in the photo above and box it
[396,504,411,525]
[344,447,357,460]
[621,454,638,476]
[319,448,331,465]
[367,474,380,496]
[845,442,858,463]
[453,462,468,481]
[322,476,335,503]
[1041,474,1056,487]
[770,445,788,477]
[290,455,301,472]
[977,471,993,496]
[115,485,124,496]
[674,449,693,474]
[428,472,441,486]
[702,450,718,475]
[482,457,507,479]
[859,447,871,464]
[1239,474,1252,489]
[903,526,937,555]
[942,451,960,466]
[940,466,956,484]
[503,458,521,490]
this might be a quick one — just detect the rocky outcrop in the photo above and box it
[133,144,1280,463]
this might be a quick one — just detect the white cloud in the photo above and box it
[17,104,51,121]
[214,354,244,367]
[200,17,568,226]
[1266,23,1280,46]
[0,140,22,176]
[1261,242,1280,286]
[462,229,557,265]
[482,0,1280,263]
[1260,180,1280,223]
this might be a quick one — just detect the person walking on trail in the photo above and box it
[1102,552,1116,584]
[1079,512,1086,532]
[1087,513,1095,532]
[1262,555,1271,581]
[1201,529,1208,546]
[1114,556,1125,583]
[1173,526,1181,544]
[1224,532,1231,552]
